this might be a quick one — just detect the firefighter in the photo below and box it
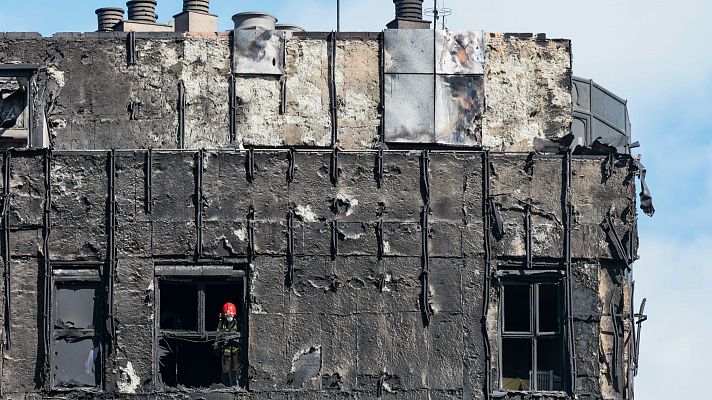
[214,302,241,386]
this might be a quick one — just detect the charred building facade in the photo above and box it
[0,1,652,399]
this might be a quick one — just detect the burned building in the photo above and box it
[0,0,653,398]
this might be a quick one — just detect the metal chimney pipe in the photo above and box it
[96,7,125,31]
[232,12,278,30]
[126,0,158,23]
[394,0,425,20]
[183,0,210,14]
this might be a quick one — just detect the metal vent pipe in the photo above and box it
[394,0,424,20]
[183,0,210,14]
[96,8,125,31]
[126,0,158,23]
[232,12,278,30]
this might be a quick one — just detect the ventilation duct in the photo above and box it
[127,0,158,24]
[388,0,431,29]
[395,0,424,20]
[275,24,305,32]
[95,8,125,32]
[232,12,278,30]
[183,0,209,14]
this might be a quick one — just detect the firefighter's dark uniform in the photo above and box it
[214,318,241,386]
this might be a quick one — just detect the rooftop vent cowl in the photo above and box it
[127,0,158,24]
[96,7,125,31]
[387,0,431,29]
[183,0,210,14]
[232,12,278,30]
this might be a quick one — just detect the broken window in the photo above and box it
[500,280,566,392]
[0,65,36,149]
[51,270,103,389]
[156,273,246,389]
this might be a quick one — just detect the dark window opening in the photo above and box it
[501,281,566,392]
[501,338,532,391]
[158,337,223,388]
[159,282,198,330]
[0,68,32,148]
[157,276,246,390]
[503,283,530,332]
[51,273,103,389]
[204,283,244,332]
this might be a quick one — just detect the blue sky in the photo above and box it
[1,0,710,398]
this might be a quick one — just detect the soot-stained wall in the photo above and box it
[0,149,637,399]
[0,32,571,151]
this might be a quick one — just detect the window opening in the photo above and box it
[0,65,36,148]
[51,278,102,389]
[157,276,245,389]
[501,280,565,392]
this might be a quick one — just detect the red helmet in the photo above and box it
[222,302,237,317]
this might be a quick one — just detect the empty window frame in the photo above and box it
[156,273,246,389]
[500,280,566,392]
[50,268,103,389]
[0,64,37,148]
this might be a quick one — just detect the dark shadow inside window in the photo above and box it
[158,337,222,388]
[502,338,532,391]
[160,282,198,330]
[204,282,243,332]
[53,337,101,387]
[504,284,530,332]
[538,284,559,333]
[55,283,98,330]
[536,338,563,391]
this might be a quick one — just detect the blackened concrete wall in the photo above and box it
[0,149,637,399]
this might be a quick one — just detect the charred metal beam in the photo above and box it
[126,32,136,67]
[482,150,492,399]
[330,147,340,185]
[287,148,295,183]
[634,298,647,377]
[246,147,255,183]
[610,290,622,391]
[524,202,533,269]
[41,150,52,385]
[376,217,384,260]
[279,78,287,116]
[229,75,237,143]
[286,209,295,287]
[633,157,655,217]
[601,211,631,266]
[195,150,204,260]
[145,149,153,214]
[2,151,11,350]
[106,150,117,353]
[419,150,431,327]
[247,206,255,262]
[375,148,384,188]
[177,80,186,149]
[330,219,338,260]
[328,32,338,146]
[487,197,504,240]
[563,150,577,392]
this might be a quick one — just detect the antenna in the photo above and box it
[425,0,453,30]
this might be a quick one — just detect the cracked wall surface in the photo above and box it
[0,32,571,151]
[0,150,637,399]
